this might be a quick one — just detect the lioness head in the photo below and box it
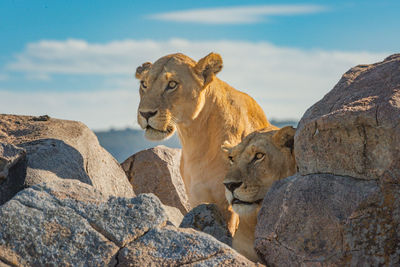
[135,53,223,140]
[222,126,297,215]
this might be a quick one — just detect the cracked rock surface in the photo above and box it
[295,54,400,180]
[0,114,134,204]
[255,174,399,266]
[0,179,255,266]
[255,54,400,266]
[119,226,251,266]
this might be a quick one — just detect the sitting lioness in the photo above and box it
[222,126,297,261]
[135,53,271,233]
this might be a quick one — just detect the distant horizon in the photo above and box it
[92,118,300,132]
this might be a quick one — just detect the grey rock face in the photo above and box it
[118,226,254,267]
[0,114,134,204]
[122,145,190,214]
[0,179,255,266]
[295,54,400,180]
[0,180,157,266]
[180,204,232,246]
[254,174,399,266]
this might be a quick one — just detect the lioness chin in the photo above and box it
[135,52,271,234]
[222,126,297,262]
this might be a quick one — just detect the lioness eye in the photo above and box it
[253,152,265,162]
[140,81,147,89]
[228,156,234,165]
[166,81,178,91]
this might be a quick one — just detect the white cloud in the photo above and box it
[25,73,51,81]
[0,73,9,81]
[3,38,389,128]
[147,5,327,24]
[0,89,140,131]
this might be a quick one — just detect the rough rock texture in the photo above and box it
[0,114,134,204]
[119,226,256,267]
[0,142,25,180]
[0,180,163,266]
[122,145,190,214]
[255,174,400,266]
[0,179,255,266]
[295,54,400,180]
[0,143,26,205]
[180,204,232,246]
[256,54,400,266]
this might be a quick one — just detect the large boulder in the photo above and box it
[295,54,400,180]
[254,174,400,266]
[255,54,400,266]
[0,114,134,204]
[0,179,255,266]
[122,145,190,214]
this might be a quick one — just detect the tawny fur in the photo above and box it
[136,53,270,234]
[222,126,297,262]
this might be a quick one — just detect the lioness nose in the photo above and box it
[224,182,243,192]
[140,110,157,121]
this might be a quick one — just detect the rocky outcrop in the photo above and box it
[295,54,400,180]
[0,179,255,266]
[122,145,190,214]
[180,204,232,246]
[0,114,134,204]
[255,174,389,266]
[255,54,400,266]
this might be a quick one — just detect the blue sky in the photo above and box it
[0,0,398,129]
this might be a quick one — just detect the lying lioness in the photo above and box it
[222,126,297,261]
[135,53,271,233]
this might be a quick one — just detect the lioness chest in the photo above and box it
[181,150,228,207]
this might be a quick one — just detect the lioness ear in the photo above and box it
[135,62,152,79]
[272,126,296,152]
[194,53,223,87]
[221,141,233,155]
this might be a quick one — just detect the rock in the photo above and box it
[0,180,163,266]
[118,226,255,266]
[0,143,25,180]
[0,179,255,266]
[122,145,190,214]
[180,204,232,246]
[255,174,400,266]
[0,143,26,205]
[295,54,400,180]
[255,54,400,266]
[0,114,134,204]
[163,205,184,227]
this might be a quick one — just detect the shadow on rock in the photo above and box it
[0,138,92,205]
